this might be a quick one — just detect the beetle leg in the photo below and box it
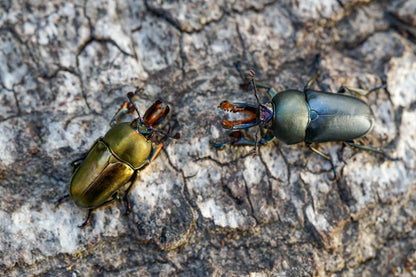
[303,71,321,93]
[123,171,139,215]
[345,141,398,161]
[123,194,132,215]
[71,157,85,173]
[254,83,278,99]
[71,139,101,173]
[147,142,164,164]
[257,131,275,145]
[78,209,93,228]
[210,131,253,147]
[210,130,274,147]
[164,126,181,140]
[338,84,386,96]
[56,194,70,207]
[234,63,279,99]
[110,89,145,127]
[77,193,121,228]
[308,144,337,178]
[234,61,246,81]
[110,102,130,127]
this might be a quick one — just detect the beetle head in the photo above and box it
[132,98,180,140]
[111,88,179,140]
[131,99,171,137]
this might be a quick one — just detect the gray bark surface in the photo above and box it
[0,0,415,276]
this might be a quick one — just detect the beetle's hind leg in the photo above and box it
[345,141,398,161]
[307,144,337,179]
[303,71,321,93]
[78,209,93,228]
[337,84,386,96]
[78,193,121,228]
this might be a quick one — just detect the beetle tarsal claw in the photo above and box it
[219,101,259,129]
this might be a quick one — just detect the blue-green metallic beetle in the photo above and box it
[211,71,396,176]
[60,89,179,227]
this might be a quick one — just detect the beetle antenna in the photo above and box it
[153,126,180,140]
[246,70,261,106]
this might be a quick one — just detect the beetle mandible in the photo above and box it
[211,70,396,176]
[59,88,179,227]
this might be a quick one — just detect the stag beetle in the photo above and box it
[211,70,396,177]
[58,88,179,227]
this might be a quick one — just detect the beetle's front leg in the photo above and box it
[110,88,145,127]
[110,102,130,127]
[120,143,164,215]
[210,129,275,147]
[148,142,164,164]
[233,63,278,99]
[254,83,279,99]
[210,131,252,147]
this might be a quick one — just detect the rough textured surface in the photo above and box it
[1,0,415,276]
